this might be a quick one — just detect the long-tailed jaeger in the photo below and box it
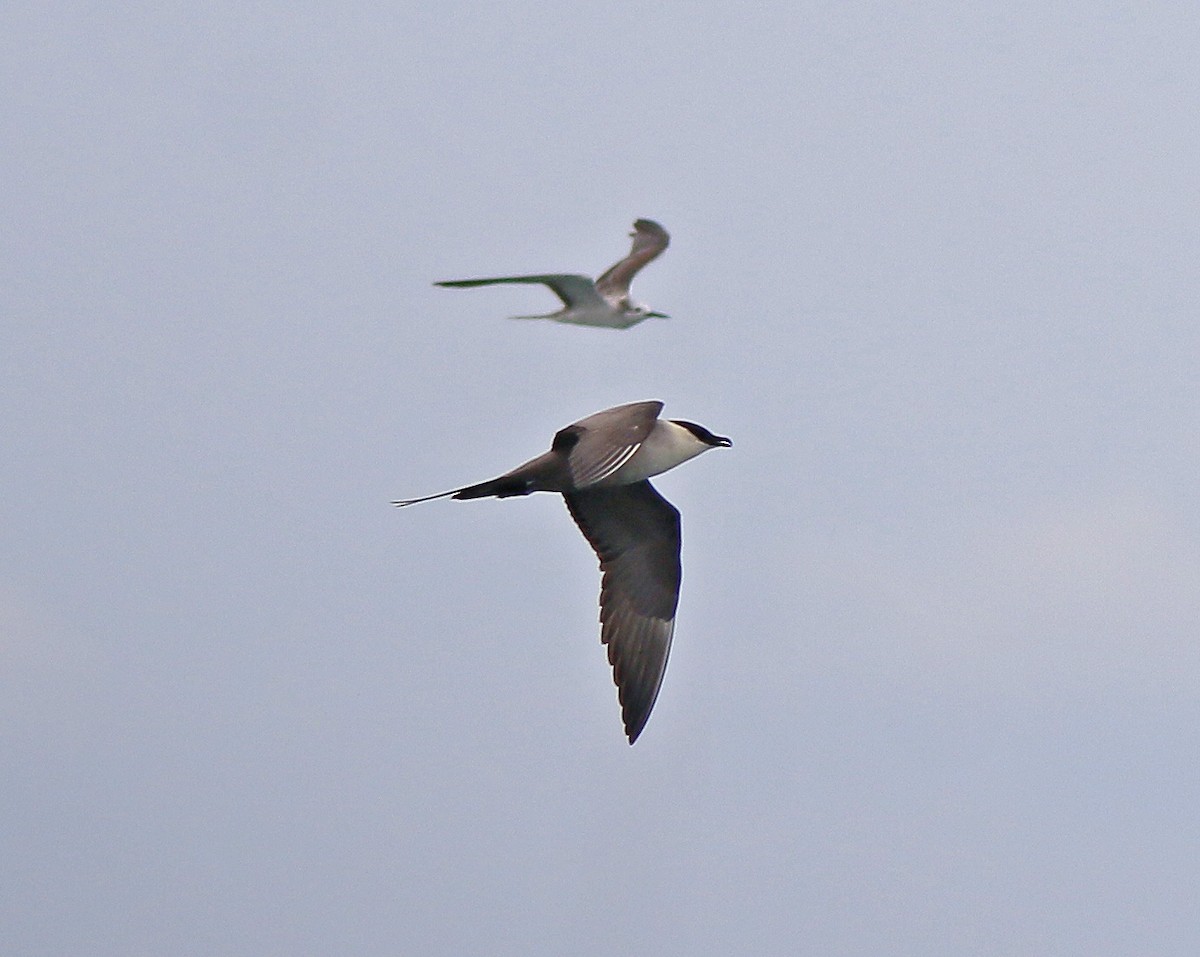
[394,400,730,743]
[434,219,671,329]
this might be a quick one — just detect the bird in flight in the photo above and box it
[395,400,730,743]
[435,219,672,329]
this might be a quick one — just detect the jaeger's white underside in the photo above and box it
[592,420,711,487]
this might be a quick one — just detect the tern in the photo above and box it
[394,400,731,743]
[435,219,671,329]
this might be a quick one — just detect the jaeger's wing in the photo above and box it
[563,480,681,744]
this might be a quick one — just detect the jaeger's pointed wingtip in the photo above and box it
[625,711,651,744]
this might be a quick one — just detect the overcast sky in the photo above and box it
[4,2,1200,954]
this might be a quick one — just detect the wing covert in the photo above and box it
[561,400,662,489]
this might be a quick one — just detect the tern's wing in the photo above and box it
[563,481,682,744]
[552,400,663,488]
[594,219,670,300]
[435,274,608,310]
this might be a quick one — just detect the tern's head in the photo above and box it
[627,302,670,320]
[671,420,733,449]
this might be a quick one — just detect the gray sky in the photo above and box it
[4,2,1200,954]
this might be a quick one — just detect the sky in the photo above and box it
[3,1,1199,954]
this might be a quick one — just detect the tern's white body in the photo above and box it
[515,298,646,330]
